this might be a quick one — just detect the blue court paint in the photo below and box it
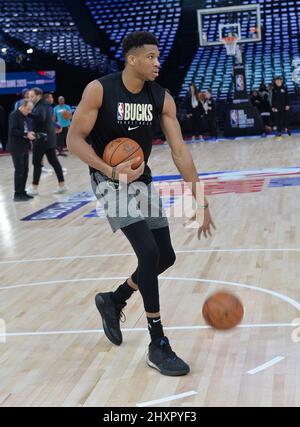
[22,191,96,221]
[269,177,300,187]
[84,208,106,218]
[21,201,90,221]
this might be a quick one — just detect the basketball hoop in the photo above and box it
[222,36,239,56]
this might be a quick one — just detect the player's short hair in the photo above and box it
[122,31,158,58]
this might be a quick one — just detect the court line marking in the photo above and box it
[136,391,197,407]
[247,356,285,375]
[1,276,299,312]
[1,248,300,265]
[0,324,300,339]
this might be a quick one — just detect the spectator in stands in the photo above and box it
[27,87,68,195]
[259,83,272,135]
[204,89,218,140]
[53,96,72,157]
[271,76,291,137]
[0,104,7,151]
[7,100,35,202]
[186,83,202,139]
[14,89,30,111]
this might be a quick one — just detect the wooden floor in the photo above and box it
[1,135,300,407]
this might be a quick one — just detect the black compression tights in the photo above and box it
[121,221,176,313]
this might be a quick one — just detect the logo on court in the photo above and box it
[0,319,6,343]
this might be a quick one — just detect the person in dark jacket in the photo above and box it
[27,87,68,195]
[271,77,291,137]
[7,100,36,201]
[204,89,218,139]
[186,83,203,139]
[259,83,272,135]
[250,90,261,110]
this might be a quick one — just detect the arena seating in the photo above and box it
[0,0,116,74]
[0,32,25,65]
[85,0,181,64]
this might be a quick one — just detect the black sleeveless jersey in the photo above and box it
[88,72,166,184]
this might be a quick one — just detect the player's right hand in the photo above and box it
[115,157,145,183]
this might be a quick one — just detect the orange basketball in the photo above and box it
[103,138,144,170]
[62,110,72,120]
[202,292,244,330]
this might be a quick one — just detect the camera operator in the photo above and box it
[8,100,35,201]
[27,88,68,195]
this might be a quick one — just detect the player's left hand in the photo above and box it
[285,105,290,111]
[184,207,216,239]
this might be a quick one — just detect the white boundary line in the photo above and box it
[1,276,299,312]
[247,356,285,375]
[0,323,299,339]
[1,248,300,265]
[137,391,197,407]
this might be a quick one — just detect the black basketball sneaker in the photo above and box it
[95,292,126,346]
[147,336,190,376]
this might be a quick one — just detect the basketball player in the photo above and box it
[67,32,215,376]
[53,96,72,156]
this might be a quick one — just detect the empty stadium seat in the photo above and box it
[85,0,181,64]
[0,0,117,74]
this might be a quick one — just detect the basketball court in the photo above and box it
[1,133,300,407]
[1,0,300,408]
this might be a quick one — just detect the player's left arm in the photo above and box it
[160,92,216,239]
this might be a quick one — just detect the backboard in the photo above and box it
[198,4,261,47]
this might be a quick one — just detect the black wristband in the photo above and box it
[111,166,116,181]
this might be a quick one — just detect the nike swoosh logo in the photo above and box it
[153,319,161,323]
[128,126,140,131]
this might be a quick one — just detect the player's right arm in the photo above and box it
[67,80,111,176]
[67,80,144,182]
